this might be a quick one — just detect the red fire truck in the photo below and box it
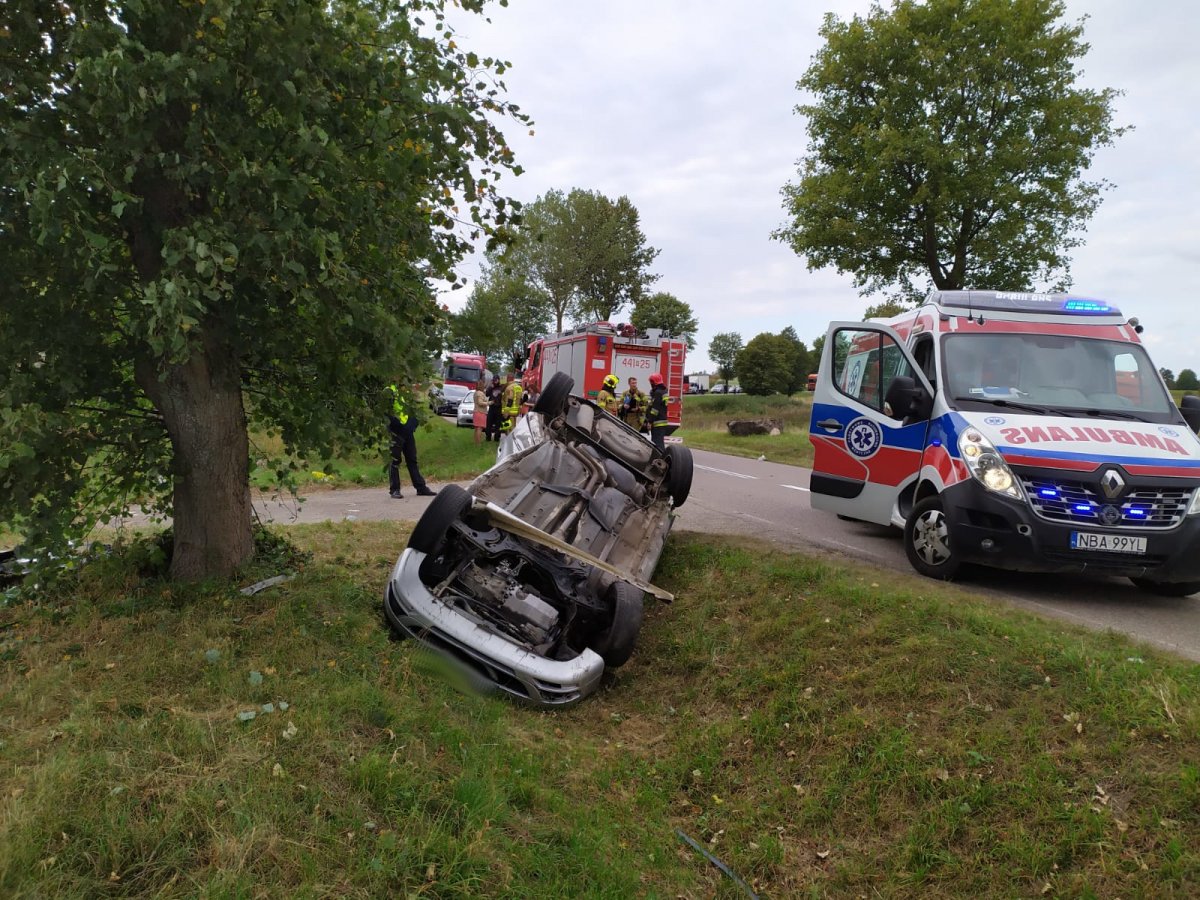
[523,323,687,430]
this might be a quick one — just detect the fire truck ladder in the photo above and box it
[666,342,686,395]
[666,341,686,426]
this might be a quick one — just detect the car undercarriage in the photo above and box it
[384,372,691,706]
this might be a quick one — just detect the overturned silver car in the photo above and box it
[384,373,692,707]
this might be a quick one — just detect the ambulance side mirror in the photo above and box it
[1180,395,1200,434]
[884,375,930,422]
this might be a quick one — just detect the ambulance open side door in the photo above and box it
[809,321,934,526]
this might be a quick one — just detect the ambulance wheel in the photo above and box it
[533,372,573,417]
[904,496,961,580]
[1128,577,1200,597]
[666,444,693,507]
[408,484,471,555]
[590,581,644,668]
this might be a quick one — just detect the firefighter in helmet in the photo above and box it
[644,372,671,451]
[597,373,621,415]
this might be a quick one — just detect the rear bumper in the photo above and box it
[383,549,605,707]
[942,479,1200,582]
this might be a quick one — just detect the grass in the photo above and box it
[2,524,1198,896]
[249,415,496,492]
[678,392,815,467]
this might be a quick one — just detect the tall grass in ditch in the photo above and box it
[679,393,815,466]
[1,522,1196,896]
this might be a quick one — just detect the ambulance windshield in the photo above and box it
[942,333,1173,419]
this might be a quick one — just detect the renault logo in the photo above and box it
[1099,469,1125,499]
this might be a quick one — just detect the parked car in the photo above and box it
[456,393,475,427]
[710,383,728,394]
[384,372,694,707]
[730,385,743,394]
[430,383,470,417]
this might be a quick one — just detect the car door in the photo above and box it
[809,322,934,525]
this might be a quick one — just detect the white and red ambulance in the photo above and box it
[809,291,1200,595]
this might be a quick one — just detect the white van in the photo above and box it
[810,291,1200,595]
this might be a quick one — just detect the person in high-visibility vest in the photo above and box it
[596,373,621,416]
[387,384,436,498]
[500,371,523,433]
[618,376,647,431]
[644,372,671,451]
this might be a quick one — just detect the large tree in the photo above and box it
[779,326,812,395]
[708,332,743,387]
[497,188,659,331]
[862,300,909,320]
[569,190,660,323]
[494,189,581,334]
[735,333,795,396]
[630,291,699,350]
[451,270,552,372]
[775,0,1126,300]
[0,0,524,579]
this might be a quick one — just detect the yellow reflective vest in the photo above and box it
[387,385,409,425]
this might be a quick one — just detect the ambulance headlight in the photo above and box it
[1188,489,1200,516]
[958,430,1022,500]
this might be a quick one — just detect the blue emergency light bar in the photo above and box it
[929,291,1122,318]
[1062,299,1114,313]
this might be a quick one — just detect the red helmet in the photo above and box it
[648,373,664,386]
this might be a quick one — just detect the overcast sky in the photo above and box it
[442,1,1200,376]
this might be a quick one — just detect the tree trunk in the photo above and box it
[135,321,253,580]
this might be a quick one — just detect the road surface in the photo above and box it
[249,448,1200,663]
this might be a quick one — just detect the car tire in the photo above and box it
[407,484,471,555]
[666,444,693,507]
[533,372,573,417]
[1128,577,1200,597]
[590,581,644,668]
[904,495,961,580]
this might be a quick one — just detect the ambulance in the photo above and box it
[809,291,1200,595]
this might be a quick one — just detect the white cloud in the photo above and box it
[443,0,1200,373]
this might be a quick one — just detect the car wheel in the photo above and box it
[904,496,961,580]
[590,581,644,668]
[1128,577,1200,597]
[533,372,573,417]
[407,484,472,555]
[666,444,693,507]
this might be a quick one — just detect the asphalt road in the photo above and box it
[250,446,1200,663]
[675,448,1200,664]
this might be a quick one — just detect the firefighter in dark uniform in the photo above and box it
[485,374,503,441]
[645,372,670,451]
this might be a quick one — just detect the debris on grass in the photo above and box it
[675,829,759,900]
[240,574,295,596]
